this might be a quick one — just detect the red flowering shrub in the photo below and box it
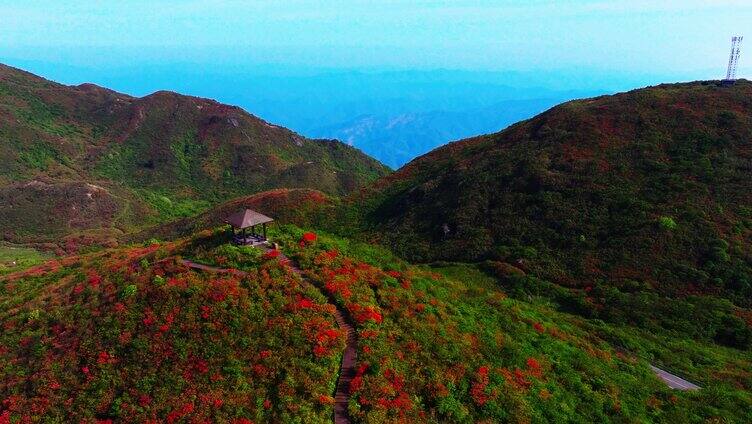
[301,232,317,244]
[470,365,491,406]
[349,363,369,393]
[263,249,281,260]
[304,317,344,358]
[527,357,542,378]
[0,241,341,422]
[298,298,315,309]
[501,367,532,390]
[353,305,383,324]
[97,351,114,365]
[318,394,335,405]
[87,271,102,288]
[200,305,211,319]
[166,402,194,424]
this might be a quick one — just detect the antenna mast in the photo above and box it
[725,36,743,82]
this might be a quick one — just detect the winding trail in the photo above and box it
[180,248,357,424]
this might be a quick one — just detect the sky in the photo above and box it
[1,0,750,77]
[1,0,751,161]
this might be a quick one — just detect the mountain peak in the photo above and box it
[0,63,388,248]
[358,80,752,307]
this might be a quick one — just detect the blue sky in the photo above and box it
[1,0,750,76]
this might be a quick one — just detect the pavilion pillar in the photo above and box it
[263,223,267,239]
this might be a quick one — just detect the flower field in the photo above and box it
[0,226,750,423]
[0,241,342,423]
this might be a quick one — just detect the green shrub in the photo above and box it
[658,216,677,230]
[121,284,138,298]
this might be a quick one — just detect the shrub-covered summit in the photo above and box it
[0,238,346,423]
[1,227,749,423]
[0,63,388,246]
[357,80,752,306]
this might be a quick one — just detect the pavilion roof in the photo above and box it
[224,209,274,229]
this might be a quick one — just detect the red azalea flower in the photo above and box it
[97,351,113,364]
[139,394,152,407]
[200,305,211,319]
[313,345,328,357]
[301,232,317,243]
[350,376,363,392]
[263,250,281,260]
[263,399,272,409]
[527,357,542,378]
[355,307,383,324]
[318,395,335,405]
[298,298,315,309]
[471,365,491,405]
[88,272,102,288]
[360,329,379,339]
[195,359,209,374]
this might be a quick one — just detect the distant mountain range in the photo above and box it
[310,97,574,168]
[2,61,605,168]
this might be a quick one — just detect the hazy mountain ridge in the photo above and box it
[311,98,575,167]
[1,60,605,168]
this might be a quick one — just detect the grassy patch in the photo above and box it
[137,190,211,222]
[0,244,52,275]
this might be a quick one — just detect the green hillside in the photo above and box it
[0,64,388,248]
[355,80,752,309]
[1,227,749,423]
[135,188,333,242]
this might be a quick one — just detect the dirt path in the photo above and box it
[181,250,357,424]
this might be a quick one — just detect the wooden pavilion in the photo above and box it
[224,209,274,245]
